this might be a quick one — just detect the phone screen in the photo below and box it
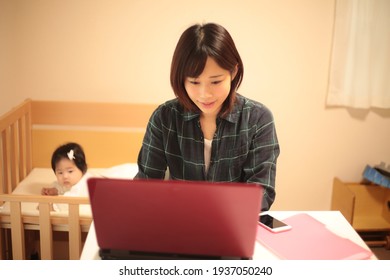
[259,214,289,229]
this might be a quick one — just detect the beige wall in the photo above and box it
[1,0,389,210]
[0,0,19,114]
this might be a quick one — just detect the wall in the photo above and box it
[0,0,19,115]
[1,0,389,210]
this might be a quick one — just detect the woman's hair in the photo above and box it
[51,142,88,174]
[170,23,244,117]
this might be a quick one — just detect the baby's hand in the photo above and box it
[41,187,58,196]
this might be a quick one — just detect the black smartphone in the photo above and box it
[258,214,292,233]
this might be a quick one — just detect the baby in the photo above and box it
[41,142,88,197]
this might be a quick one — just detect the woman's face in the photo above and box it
[184,57,235,118]
[54,158,83,188]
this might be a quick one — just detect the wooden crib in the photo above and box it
[0,99,157,259]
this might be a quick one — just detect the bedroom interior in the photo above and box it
[1,0,389,260]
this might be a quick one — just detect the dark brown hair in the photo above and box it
[51,142,88,174]
[170,23,244,117]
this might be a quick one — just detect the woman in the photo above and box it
[135,23,280,211]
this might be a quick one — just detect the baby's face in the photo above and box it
[54,158,83,188]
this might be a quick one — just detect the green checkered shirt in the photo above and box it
[135,94,280,211]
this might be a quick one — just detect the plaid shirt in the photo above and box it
[135,94,280,211]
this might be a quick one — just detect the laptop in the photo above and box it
[87,178,262,260]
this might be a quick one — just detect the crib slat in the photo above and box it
[1,129,12,194]
[24,106,32,175]
[0,227,3,259]
[0,131,6,194]
[68,204,81,260]
[10,201,25,259]
[10,122,19,188]
[18,118,25,181]
[39,203,53,260]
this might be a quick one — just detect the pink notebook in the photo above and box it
[256,213,373,260]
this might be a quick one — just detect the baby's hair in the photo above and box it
[51,142,88,174]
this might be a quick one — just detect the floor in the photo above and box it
[359,231,390,259]
[370,246,390,260]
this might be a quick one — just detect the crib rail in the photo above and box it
[0,194,91,260]
[0,99,32,195]
[1,99,155,259]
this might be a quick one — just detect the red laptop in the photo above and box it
[87,178,262,260]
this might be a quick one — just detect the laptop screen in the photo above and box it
[88,178,262,259]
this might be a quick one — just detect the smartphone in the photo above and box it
[258,214,292,233]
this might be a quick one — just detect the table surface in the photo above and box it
[80,211,375,260]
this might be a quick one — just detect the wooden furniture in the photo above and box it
[331,177,390,249]
[1,195,90,260]
[0,99,157,259]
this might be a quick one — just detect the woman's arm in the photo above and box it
[135,108,168,179]
[244,108,280,211]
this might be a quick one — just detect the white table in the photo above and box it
[80,211,375,260]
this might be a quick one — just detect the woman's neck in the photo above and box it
[200,114,217,140]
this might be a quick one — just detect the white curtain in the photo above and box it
[327,0,390,109]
